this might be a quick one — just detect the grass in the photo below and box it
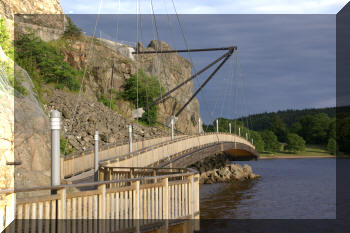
[261,145,334,157]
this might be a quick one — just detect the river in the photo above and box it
[200,158,336,219]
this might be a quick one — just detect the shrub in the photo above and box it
[121,69,164,125]
[63,17,82,38]
[327,138,337,155]
[285,133,306,152]
[98,92,116,109]
[0,17,14,60]
[261,130,281,152]
[15,33,81,93]
[249,131,265,153]
[60,136,74,155]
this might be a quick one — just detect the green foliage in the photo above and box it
[121,69,164,125]
[63,17,82,38]
[98,92,116,109]
[290,121,302,134]
[249,131,265,152]
[298,113,331,145]
[0,17,14,60]
[15,33,81,93]
[238,107,336,131]
[261,130,281,152]
[269,115,288,142]
[337,111,350,153]
[327,138,337,155]
[285,133,306,152]
[60,136,74,155]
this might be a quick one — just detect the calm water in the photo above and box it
[200,158,336,219]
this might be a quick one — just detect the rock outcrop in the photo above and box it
[190,153,260,184]
[199,164,261,184]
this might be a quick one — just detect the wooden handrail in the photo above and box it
[0,168,197,195]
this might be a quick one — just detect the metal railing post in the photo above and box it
[198,118,201,135]
[229,123,231,134]
[94,131,99,182]
[239,127,241,137]
[129,125,133,152]
[50,110,61,194]
[171,117,174,140]
[216,119,219,133]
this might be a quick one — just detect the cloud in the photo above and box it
[59,0,348,14]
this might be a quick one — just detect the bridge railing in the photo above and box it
[63,132,254,179]
[98,166,188,187]
[102,132,256,168]
[62,135,188,178]
[0,169,200,233]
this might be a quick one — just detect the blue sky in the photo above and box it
[61,1,344,123]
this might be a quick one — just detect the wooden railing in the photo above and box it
[0,169,200,233]
[63,135,188,178]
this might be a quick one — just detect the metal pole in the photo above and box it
[50,110,61,194]
[145,51,231,110]
[246,133,248,140]
[129,125,133,152]
[133,46,237,54]
[239,127,241,137]
[171,117,174,140]
[94,131,99,182]
[229,123,232,134]
[216,119,219,133]
[175,51,233,117]
[198,118,201,135]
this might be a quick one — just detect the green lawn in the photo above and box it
[261,145,334,157]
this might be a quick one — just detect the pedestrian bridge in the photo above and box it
[62,133,258,179]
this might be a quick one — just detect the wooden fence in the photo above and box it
[0,169,200,233]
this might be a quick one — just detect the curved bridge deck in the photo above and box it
[63,133,258,180]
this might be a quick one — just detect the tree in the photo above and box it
[261,130,281,152]
[122,69,164,125]
[337,114,350,153]
[269,116,287,142]
[290,121,302,134]
[64,17,82,37]
[327,138,337,155]
[285,133,306,152]
[299,113,331,145]
[249,131,264,153]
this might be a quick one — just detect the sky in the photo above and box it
[60,1,345,124]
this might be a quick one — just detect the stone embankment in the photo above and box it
[191,154,261,184]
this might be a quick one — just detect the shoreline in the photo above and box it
[259,155,335,159]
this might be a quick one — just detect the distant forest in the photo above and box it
[237,107,336,131]
[204,106,350,155]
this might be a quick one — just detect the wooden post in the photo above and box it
[187,175,194,232]
[98,184,106,233]
[58,188,66,233]
[162,178,169,232]
[132,180,140,233]
[194,174,200,231]
[60,157,64,181]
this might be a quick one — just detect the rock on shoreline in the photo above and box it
[189,153,260,184]
[199,163,261,184]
